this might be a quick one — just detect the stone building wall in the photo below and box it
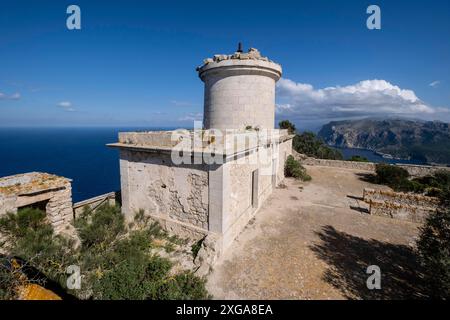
[119,150,209,238]
[198,48,282,130]
[203,73,277,130]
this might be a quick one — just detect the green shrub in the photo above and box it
[278,120,296,134]
[417,191,450,299]
[374,164,450,195]
[0,205,210,300]
[285,155,312,181]
[348,155,369,162]
[0,208,75,293]
[375,164,409,185]
[293,132,343,160]
[75,204,125,249]
[0,257,18,300]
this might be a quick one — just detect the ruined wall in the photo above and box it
[45,182,74,233]
[120,150,209,236]
[295,152,450,177]
[363,188,440,223]
[0,174,73,235]
[396,164,450,178]
[299,156,377,171]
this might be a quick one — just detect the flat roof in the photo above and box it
[0,172,71,197]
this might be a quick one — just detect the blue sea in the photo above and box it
[0,127,173,203]
[334,147,427,165]
[0,128,427,203]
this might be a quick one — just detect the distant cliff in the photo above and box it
[318,119,450,164]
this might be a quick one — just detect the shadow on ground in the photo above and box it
[356,172,378,184]
[310,226,428,300]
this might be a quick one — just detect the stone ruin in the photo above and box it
[0,172,74,234]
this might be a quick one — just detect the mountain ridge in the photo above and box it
[318,119,450,165]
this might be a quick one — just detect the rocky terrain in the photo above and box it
[318,119,450,165]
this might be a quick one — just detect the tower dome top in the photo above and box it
[196,46,282,81]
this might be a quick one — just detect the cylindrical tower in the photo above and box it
[197,46,282,130]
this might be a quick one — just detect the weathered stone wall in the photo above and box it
[363,188,439,223]
[294,152,450,177]
[0,173,73,235]
[298,156,377,171]
[221,143,287,249]
[119,150,209,233]
[45,182,74,233]
[396,164,450,178]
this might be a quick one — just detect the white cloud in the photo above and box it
[178,112,203,122]
[57,101,75,112]
[276,78,438,120]
[0,91,21,100]
[171,100,197,107]
[10,93,21,100]
[429,80,440,87]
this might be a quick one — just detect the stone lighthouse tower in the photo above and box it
[197,45,282,130]
[110,45,293,270]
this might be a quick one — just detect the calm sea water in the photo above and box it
[0,127,173,202]
[334,147,427,165]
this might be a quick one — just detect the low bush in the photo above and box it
[374,164,450,196]
[374,164,409,186]
[293,132,343,160]
[278,120,296,135]
[417,190,450,299]
[348,155,369,162]
[0,208,76,299]
[285,155,312,181]
[0,204,210,300]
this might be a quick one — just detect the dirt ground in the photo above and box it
[207,166,427,300]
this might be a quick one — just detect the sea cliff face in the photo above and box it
[318,119,450,164]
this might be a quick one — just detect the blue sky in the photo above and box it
[0,0,449,130]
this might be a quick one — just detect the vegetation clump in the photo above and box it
[279,120,296,135]
[417,189,450,299]
[285,155,311,182]
[373,164,450,197]
[293,132,343,160]
[348,155,369,162]
[0,204,209,300]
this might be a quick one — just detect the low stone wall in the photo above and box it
[301,157,376,171]
[294,151,450,177]
[396,164,450,178]
[73,192,117,218]
[363,188,439,223]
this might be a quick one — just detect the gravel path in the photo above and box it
[207,166,425,300]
